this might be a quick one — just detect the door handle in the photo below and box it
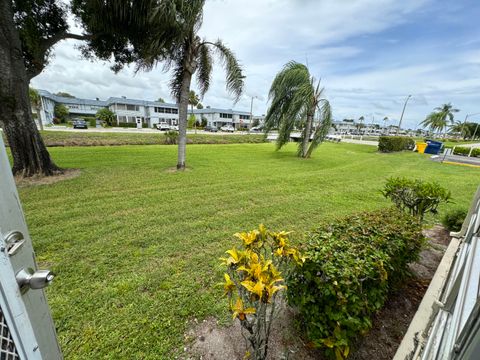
[16,268,55,294]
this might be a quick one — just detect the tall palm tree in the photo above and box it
[29,87,43,131]
[421,103,459,138]
[264,61,332,158]
[141,0,244,170]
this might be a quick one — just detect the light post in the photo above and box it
[249,96,258,131]
[472,123,480,141]
[397,94,412,135]
[461,112,480,139]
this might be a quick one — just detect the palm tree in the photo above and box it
[264,61,332,158]
[356,116,365,135]
[189,90,201,133]
[140,0,244,170]
[421,103,459,138]
[29,87,43,131]
[383,116,389,134]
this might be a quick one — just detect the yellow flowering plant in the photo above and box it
[220,224,304,360]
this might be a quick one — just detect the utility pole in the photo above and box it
[249,96,258,131]
[397,94,412,135]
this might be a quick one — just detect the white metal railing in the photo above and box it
[395,186,480,360]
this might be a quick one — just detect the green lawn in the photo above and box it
[19,142,478,359]
[35,130,265,146]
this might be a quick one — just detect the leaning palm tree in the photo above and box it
[29,87,43,131]
[264,61,332,158]
[421,103,459,138]
[140,0,244,170]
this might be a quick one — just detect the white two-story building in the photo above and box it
[36,90,253,129]
[188,108,251,129]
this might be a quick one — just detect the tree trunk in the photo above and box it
[177,71,193,170]
[36,104,44,131]
[0,0,60,177]
[301,113,314,158]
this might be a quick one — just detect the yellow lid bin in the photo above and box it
[416,142,427,154]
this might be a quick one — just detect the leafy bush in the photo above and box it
[96,108,116,126]
[164,130,179,145]
[221,225,304,360]
[453,146,480,157]
[117,122,148,128]
[83,117,97,127]
[378,136,415,152]
[382,177,450,221]
[441,208,467,232]
[287,209,425,359]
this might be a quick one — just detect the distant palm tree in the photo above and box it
[29,87,43,131]
[449,120,469,139]
[383,116,389,133]
[188,90,201,133]
[421,103,459,137]
[264,61,332,158]
[141,0,244,170]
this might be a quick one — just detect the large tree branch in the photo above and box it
[27,31,92,81]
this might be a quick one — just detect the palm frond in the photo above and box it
[170,60,187,102]
[196,43,213,98]
[211,39,245,102]
[306,99,332,157]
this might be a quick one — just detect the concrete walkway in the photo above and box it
[432,154,480,167]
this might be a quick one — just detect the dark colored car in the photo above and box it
[204,125,218,132]
[73,119,88,129]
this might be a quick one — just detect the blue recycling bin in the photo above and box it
[424,140,443,155]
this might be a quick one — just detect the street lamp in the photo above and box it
[397,94,412,135]
[461,112,480,139]
[249,96,258,131]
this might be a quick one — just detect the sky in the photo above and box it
[31,0,480,129]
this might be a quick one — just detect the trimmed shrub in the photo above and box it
[83,117,97,127]
[442,208,467,232]
[164,130,178,145]
[287,208,425,359]
[378,136,415,152]
[117,122,148,128]
[382,177,451,221]
[453,146,480,157]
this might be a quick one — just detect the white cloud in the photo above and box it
[31,0,480,129]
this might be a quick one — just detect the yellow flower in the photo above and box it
[231,298,256,321]
[220,248,242,266]
[223,273,235,295]
[241,279,265,298]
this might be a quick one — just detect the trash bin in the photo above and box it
[424,140,443,155]
[416,142,427,154]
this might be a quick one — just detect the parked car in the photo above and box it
[169,125,179,131]
[204,125,218,132]
[250,126,264,133]
[73,119,88,129]
[220,125,235,133]
[156,122,170,131]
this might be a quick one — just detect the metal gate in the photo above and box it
[0,133,62,360]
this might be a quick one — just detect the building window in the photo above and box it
[220,113,233,119]
[126,104,139,111]
[118,115,127,122]
[155,106,178,114]
[239,115,250,120]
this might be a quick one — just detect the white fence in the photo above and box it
[395,186,480,360]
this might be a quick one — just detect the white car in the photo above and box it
[220,125,235,133]
[156,122,170,131]
[169,125,179,131]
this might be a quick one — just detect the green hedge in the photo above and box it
[453,146,480,157]
[378,136,415,152]
[287,208,425,359]
[117,122,148,128]
[442,208,467,232]
[83,117,97,127]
